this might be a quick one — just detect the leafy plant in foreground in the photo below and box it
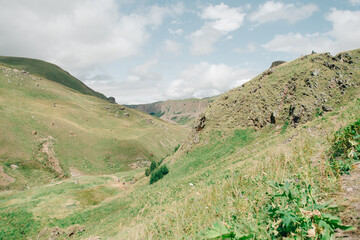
[263,180,351,239]
[205,180,351,239]
[328,119,360,175]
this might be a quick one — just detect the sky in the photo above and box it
[0,0,359,104]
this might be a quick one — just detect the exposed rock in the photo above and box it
[10,164,19,170]
[105,106,110,109]
[67,225,85,237]
[119,106,125,110]
[32,130,37,135]
[270,61,286,68]
[123,113,130,117]
[107,96,116,103]
[322,105,334,112]
[195,113,206,131]
[312,69,320,76]
[129,160,150,169]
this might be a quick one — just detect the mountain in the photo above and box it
[0,61,189,190]
[0,56,108,100]
[0,49,359,240]
[125,97,217,126]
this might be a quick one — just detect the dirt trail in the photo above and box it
[335,161,360,239]
[40,136,63,176]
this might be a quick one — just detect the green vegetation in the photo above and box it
[206,180,351,239]
[0,49,359,239]
[328,119,360,175]
[150,111,165,118]
[149,165,169,184]
[0,63,189,189]
[174,144,180,152]
[0,56,107,100]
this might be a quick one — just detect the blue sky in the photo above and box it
[0,0,359,104]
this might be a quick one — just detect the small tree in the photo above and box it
[149,165,169,184]
[149,161,157,172]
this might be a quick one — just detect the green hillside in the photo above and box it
[0,49,359,239]
[0,63,189,190]
[0,56,107,100]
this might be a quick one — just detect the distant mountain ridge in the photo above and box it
[126,97,217,126]
[0,56,108,100]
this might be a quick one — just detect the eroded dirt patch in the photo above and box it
[0,165,15,187]
[39,136,64,177]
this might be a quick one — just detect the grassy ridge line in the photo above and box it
[0,56,107,100]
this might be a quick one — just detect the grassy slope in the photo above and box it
[0,56,107,100]
[126,97,217,126]
[204,50,360,130]
[0,64,189,190]
[0,49,359,239]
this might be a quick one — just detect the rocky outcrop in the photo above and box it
[203,49,360,130]
[270,61,286,68]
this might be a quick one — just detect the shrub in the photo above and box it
[145,168,151,177]
[149,165,169,184]
[328,119,360,175]
[149,161,157,172]
[174,144,180,152]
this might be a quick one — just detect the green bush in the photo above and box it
[145,168,151,177]
[328,119,360,175]
[174,144,180,153]
[149,165,169,185]
[149,161,157,172]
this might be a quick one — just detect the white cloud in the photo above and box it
[349,0,360,5]
[200,2,246,32]
[164,62,255,99]
[263,33,336,54]
[189,3,246,55]
[168,28,184,35]
[127,59,161,82]
[163,40,182,55]
[263,8,360,55]
[0,0,182,74]
[249,1,318,25]
[326,8,360,50]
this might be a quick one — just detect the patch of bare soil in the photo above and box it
[335,162,360,239]
[0,165,15,187]
[70,167,84,177]
[40,136,64,177]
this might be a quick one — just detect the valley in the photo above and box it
[0,49,359,239]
